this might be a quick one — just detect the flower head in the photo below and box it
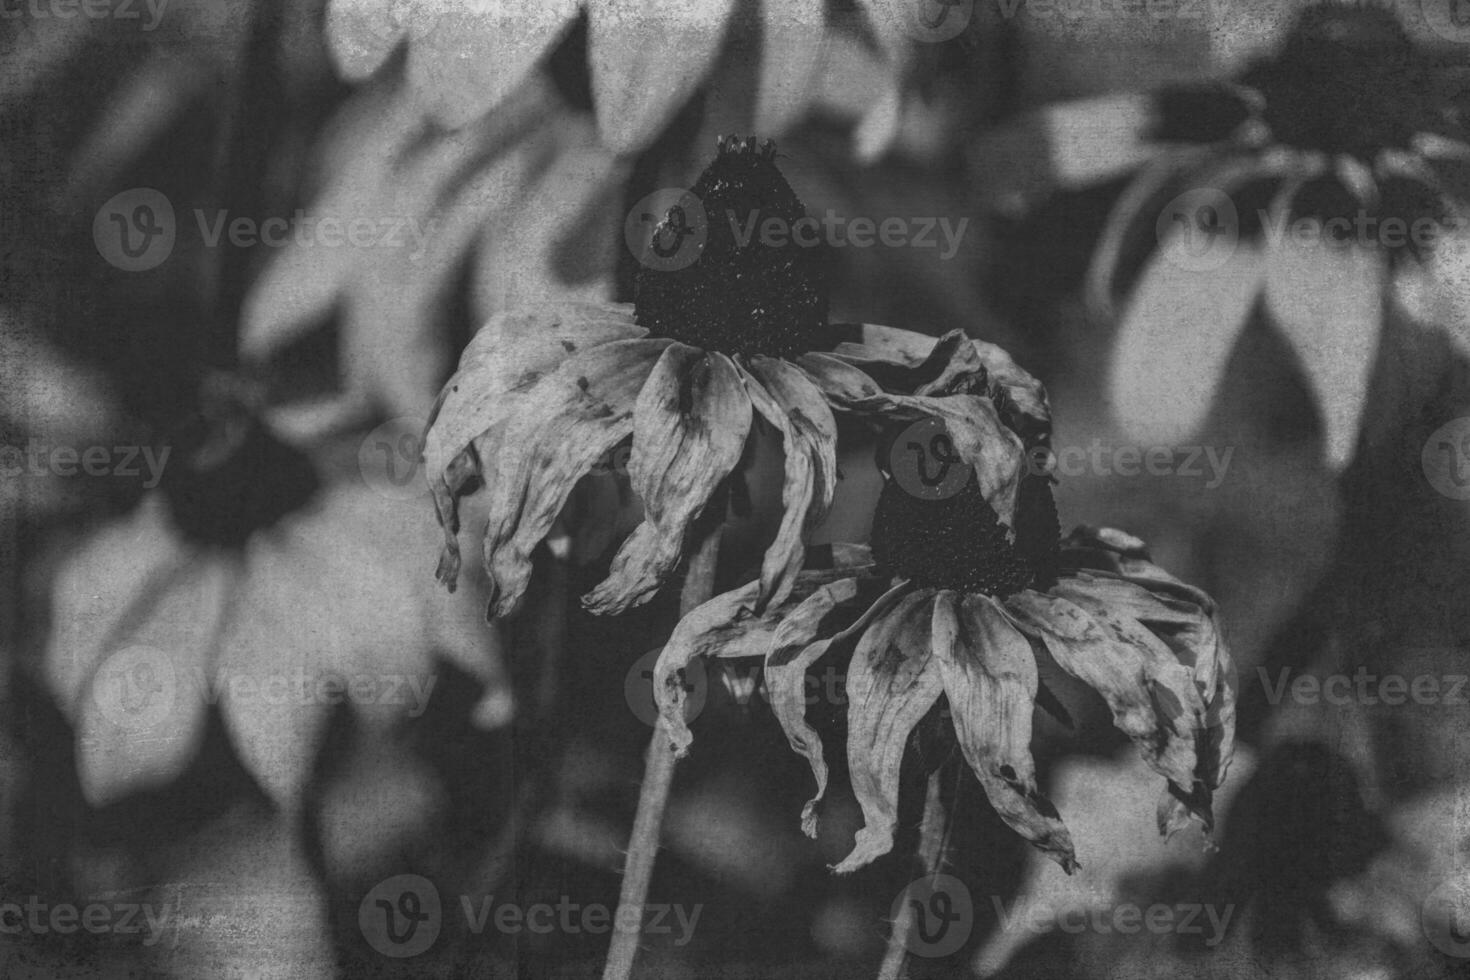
[424,138,1048,620]
[1079,2,1470,470]
[650,384,1234,873]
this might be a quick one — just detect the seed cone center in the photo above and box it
[1242,6,1436,158]
[871,469,1060,598]
[633,136,834,359]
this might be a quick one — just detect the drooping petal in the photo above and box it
[652,580,773,753]
[424,303,643,584]
[797,353,1027,531]
[482,338,670,618]
[407,0,583,129]
[831,328,981,397]
[587,0,738,155]
[832,324,1051,434]
[836,588,944,874]
[741,357,838,610]
[1002,589,1205,806]
[754,0,829,136]
[1262,219,1387,472]
[584,347,754,615]
[1058,525,1214,613]
[767,577,909,838]
[935,592,1078,872]
[324,0,403,80]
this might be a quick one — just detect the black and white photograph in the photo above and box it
[4,0,1470,976]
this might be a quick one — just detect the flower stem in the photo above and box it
[878,768,952,980]
[602,501,724,980]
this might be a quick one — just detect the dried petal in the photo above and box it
[836,588,943,873]
[482,338,671,618]
[767,577,908,838]
[935,593,1078,872]
[1002,589,1204,801]
[584,347,753,615]
[741,357,838,610]
[797,352,1027,531]
[424,303,643,584]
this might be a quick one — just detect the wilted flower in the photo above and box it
[324,0,918,154]
[651,390,1235,873]
[426,136,1047,619]
[1047,4,1470,470]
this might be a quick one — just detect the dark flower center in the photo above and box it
[633,136,835,359]
[871,452,1060,598]
[1240,5,1443,158]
